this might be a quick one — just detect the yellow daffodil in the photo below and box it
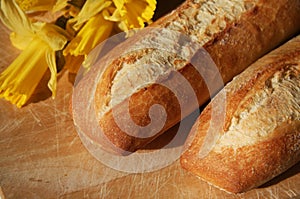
[62,0,115,67]
[52,0,86,18]
[64,10,114,58]
[63,0,156,70]
[0,0,70,107]
[62,0,113,70]
[107,0,156,31]
[70,0,112,30]
[16,0,57,12]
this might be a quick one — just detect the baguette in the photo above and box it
[74,0,300,154]
[180,35,300,193]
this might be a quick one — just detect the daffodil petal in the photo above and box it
[9,21,45,50]
[9,32,34,50]
[64,11,114,57]
[0,38,49,108]
[117,21,129,32]
[46,50,57,98]
[143,0,156,20]
[139,0,156,26]
[0,0,33,36]
[137,0,156,21]
[104,6,123,22]
[112,0,125,11]
[52,0,84,17]
[124,3,142,28]
[38,23,70,51]
[71,0,112,30]
[125,0,156,28]
[16,0,56,12]
[52,0,68,13]
[108,0,156,31]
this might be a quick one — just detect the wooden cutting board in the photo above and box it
[0,17,300,199]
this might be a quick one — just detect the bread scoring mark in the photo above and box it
[96,49,150,117]
[110,48,184,108]
[214,64,300,152]
[166,0,256,44]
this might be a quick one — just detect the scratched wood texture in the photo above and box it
[0,8,300,199]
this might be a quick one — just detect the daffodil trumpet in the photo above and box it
[0,0,70,107]
[108,0,156,31]
[0,38,51,108]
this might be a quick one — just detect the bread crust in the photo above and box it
[86,0,300,154]
[180,35,300,193]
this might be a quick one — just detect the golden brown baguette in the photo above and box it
[180,35,300,193]
[74,0,300,154]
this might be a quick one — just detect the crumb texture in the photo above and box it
[214,65,300,151]
[168,0,253,44]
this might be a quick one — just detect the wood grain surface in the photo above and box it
[0,11,300,199]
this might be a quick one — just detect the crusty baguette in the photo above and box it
[76,0,300,154]
[180,35,300,193]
